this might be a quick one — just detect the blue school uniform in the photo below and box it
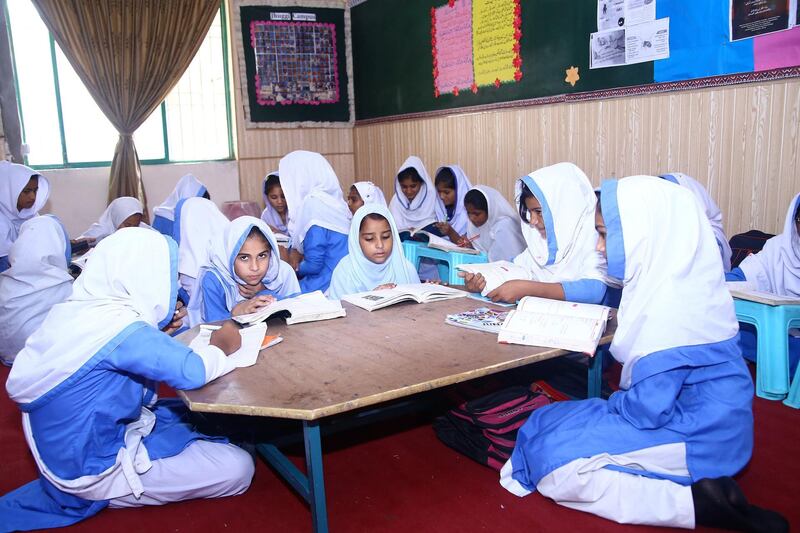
[297,226,348,293]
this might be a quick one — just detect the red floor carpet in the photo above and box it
[1,364,798,533]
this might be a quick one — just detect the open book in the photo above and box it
[341,283,466,311]
[189,322,268,368]
[398,219,439,238]
[727,281,800,306]
[274,232,290,245]
[456,261,531,296]
[445,307,509,334]
[233,290,346,326]
[419,231,481,255]
[497,296,610,355]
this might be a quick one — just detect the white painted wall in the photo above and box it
[40,160,240,237]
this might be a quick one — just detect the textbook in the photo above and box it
[420,232,481,255]
[189,322,268,368]
[727,281,800,306]
[233,290,346,325]
[341,283,467,311]
[445,307,510,334]
[497,296,610,355]
[398,219,439,238]
[456,261,531,296]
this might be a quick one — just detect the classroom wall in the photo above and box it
[353,77,800,237]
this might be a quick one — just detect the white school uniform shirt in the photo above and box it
[187,216,300,327]
[353,181,387,208]
[175,197,230,297]
[79,197,149,242]
[388,156,438,231]
[260,171,288,233]
[661,172,733,271]
[327,204,420,299]
[466,185,526,262]
[600,176,739,389]
[0,215,73,365]
[0,161,50,258]
[513,162,610,284]
[738,192,800,297]
[278,150,351,253]
[433,165,473,237]
[153,173,207,222]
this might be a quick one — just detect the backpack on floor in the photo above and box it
[433,383,556,471]
[729,230,774,269]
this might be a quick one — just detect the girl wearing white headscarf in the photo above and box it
[278,150,351,293]
[463,185,526,262]
[433,165,473,241]
[260,171,288,235]
[346,181,387,214]
[0,228,254,530]
[0,215,73,365]
[79,196,148,242]
[0,161,50,272]
[172,197,230,302]
[328,204,419,299]
[462,163,613,304]
[389,156,439,232]
[661,172,733,271]
[152,174,208,237]
[500,176,783,531]
[188,217,300,327]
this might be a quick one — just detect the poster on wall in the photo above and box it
[235,1,354,128]
[730,0,791,41]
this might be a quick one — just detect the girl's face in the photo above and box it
[119,213,143,229]
[267,185,287,215]
[524,195,546,238]
[436,184,456,207]
[347,186,364,214]
[466,204,488,227]
[595,208,607,259]
[16,177,38,211]
[399,177,422,202]
[359,217,393,264]
[234,235,270,286]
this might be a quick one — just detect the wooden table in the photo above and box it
[179,299,615,532]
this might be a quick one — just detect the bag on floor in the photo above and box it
[433,383,555,471]
[729,230,774,269]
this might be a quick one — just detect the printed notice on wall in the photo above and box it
[625,17,669,64]
[433,0,474,94]
[592,0,668,69]
[597,0,655,30]
[730,0,791,41]
[472,0,518,86]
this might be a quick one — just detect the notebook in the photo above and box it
[445,307,510,334]
[341,283,467,311]
[233,291,346,325]
[456,261,531,296]
[189,322,268,368]
[497,296,610,355]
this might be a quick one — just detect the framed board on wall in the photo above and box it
[234,0,354,128]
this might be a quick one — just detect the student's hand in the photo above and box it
[209,320,242,355]
[434,221,452,234]
[232,295,276,317]
[459,272,486,294]
[454,236,474,248]
[486,281,527,303]
[70,237,95,246]
[373,283,397,291]
[288,249,303,271]
[238,282,266,299]
[161,301,187,335]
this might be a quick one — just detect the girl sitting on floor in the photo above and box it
[0,161,50,272]
[79,196,149,243]
[433,165,473,242]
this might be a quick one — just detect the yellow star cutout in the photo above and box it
[565,66,580,87]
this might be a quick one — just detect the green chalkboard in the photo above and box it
[352,0,653,121]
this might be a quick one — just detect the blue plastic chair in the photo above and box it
[733,297,800,404]
[402,241,488,285]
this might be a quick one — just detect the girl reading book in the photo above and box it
[433,165,473,242]
[152,173,209,237]
[327,204,420,299]
[461,162,613,304]
[347,181,387,214]
[0,161,50,272]
[278,150,351,293]
[502,176,786,531]
[79,196,149,243]
[188,216,300,326]
[0,228,254,530]
[389,156,438,234]
[260,171,288,235]
[463,185,526,262]
[0,215,73,365]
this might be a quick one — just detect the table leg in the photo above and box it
[587,346,605,398]
[304,420,328,533]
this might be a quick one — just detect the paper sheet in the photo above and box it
[189,323,268,368]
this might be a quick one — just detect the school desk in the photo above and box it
[178,299,616,533]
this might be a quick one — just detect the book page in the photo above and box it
[235,291,341,324]
[499,310,606,353]
[189,323,267,368]
[394,283,466,300]
[517,296,609,321]
[457,261,530,295]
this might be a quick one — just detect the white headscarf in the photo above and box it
[434,165,473,236]
[79,197,147,242]
[0,161,50,258]
[389,156,438,230]
[513,162,609,284]
[260,171,288,233]
[0,215,73,365]
[173,197,229,296]
[353,181,387,208]
[600,176,738,390]
[7,227,178,405]
[278,150,351,252]
[661,172,733,271]
[467,185,526,262]
[739,193,800,297]
[327,204,420,299]
[187,217,300,327]
[153,174,207,222]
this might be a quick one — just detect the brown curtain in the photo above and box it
[31,0,219,213]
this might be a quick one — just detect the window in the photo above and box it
[5,0,233,168]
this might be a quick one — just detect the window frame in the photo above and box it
[5,0,234,170]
